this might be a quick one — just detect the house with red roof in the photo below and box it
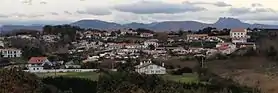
[230,28,248,43]
[28,57,52,67]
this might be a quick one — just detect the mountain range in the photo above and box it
[1,17,278,32]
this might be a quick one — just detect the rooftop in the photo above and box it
[231,28,246,32]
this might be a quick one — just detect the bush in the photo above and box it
[172,67,193,75]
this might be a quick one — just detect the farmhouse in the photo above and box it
[135,60,166,74]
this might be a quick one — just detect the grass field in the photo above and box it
[162,73,199,83]
[36,72,198,83]
[35,72,100,81]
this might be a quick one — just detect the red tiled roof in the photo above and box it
[28,57,48,64]
[231,28,246,32]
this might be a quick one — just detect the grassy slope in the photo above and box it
[36,72,198,83]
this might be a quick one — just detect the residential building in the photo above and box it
[187,34,208,40]
[0,48,22,58]
[135,60,166,74]
[0,41,4,48]
[143,40,159,48]
[230,28,248,43]
[65,61,81,69]
[216,43,237,54]
[140,33,154,38]
[42,35,60,42]
[171,47,188,55]
[28,57,52,67]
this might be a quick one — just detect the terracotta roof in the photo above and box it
[28,57,48,64]
[231,28,246,32]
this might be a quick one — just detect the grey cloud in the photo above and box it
[252,3,263,7]
[40,1,47,4]
[21,0,32,5]
[183,1,231,7]
[0,14,8,18]
[64,11,73,15]
[255,8,276,13]
[50,12,59,15]
[114,1,206,14]
[12,13,44,18]
[76,8,112,15]
[228,7,251,15]
[213,2,232,7]
[228,7,276,15]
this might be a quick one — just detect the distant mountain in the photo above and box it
[1,25,43,31]
[71,20,123,30]
[1,17,278,31]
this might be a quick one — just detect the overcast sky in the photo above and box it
[0,0,278,25]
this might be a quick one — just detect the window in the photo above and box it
[37,68,39,70]
[33,68,36,70]
[150,66,153,69]
[241,33,243,35]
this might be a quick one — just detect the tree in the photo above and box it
[148,44,156,50]
[0,69,44,93]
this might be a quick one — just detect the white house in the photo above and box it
[171,47,188,55]
[230,28,248,43]
[0,48,22,58]
[140,33,154,38]
[143,40,159,48]
[28,57,52,67]
[0,41,4,47]
[216,43,237,54]
[135,60,166,74]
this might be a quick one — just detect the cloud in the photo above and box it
[252,3,263,7]
[213,2,232,7]
[228,7,276,15]
[255,8,276,13]
[21,0,32,5]
[40,1,47,4]
[11,13,44,18]
[228,7,251,15]
[0,14,8,18]
[64,11,73,15]
[76,8,112,15]
[50,12,59,15]
[113,1,206,14]
[183,1,231,7]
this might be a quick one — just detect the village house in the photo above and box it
[0,41,4,48]
[187,34,209,40]
[171,47,188,55]
[216,43,237,54]
[230,28,248,43]
[106,43,125,50]
[42,35,60,42]
[140,33,154,38]
[0,48,22,58]
[65,61,81,69]
[135,60,166,74]
[28,57,52,67]
[143,39,159,48]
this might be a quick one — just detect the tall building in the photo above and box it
[230,28,248,43]
[0,48,22,58]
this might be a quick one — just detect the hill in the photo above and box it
[1,17,278,31]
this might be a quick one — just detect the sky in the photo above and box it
[0,0,278,25]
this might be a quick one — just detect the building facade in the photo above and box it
[135,60,166,74]
[230,29,248,43]
[0,48,22,58]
